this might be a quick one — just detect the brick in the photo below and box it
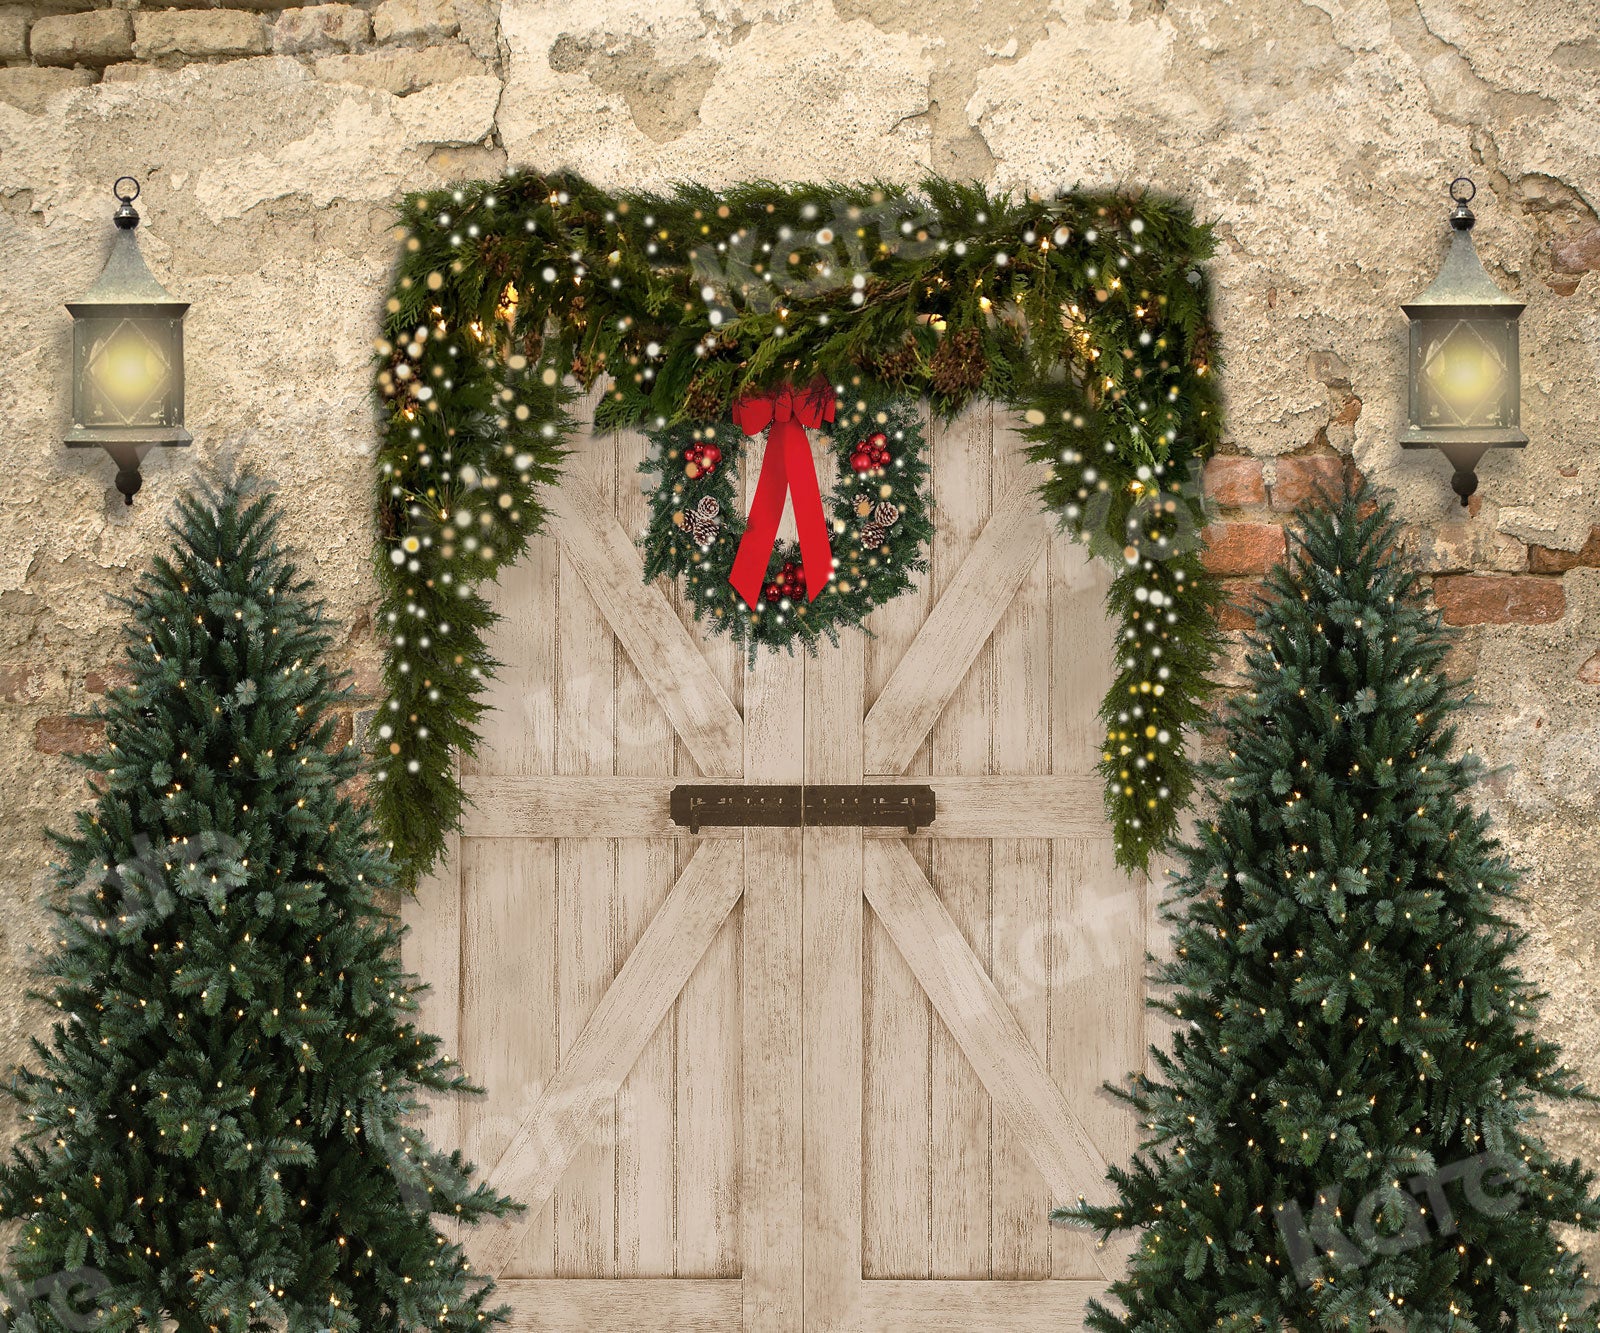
[1202,522,1286,577]
[313,42,479,93]
[0,66,94,114]
[372,0,456,44]
[0,11,28,62]
[1203,456,1265,508]
[1270,454,1345,512]
[1528,526,1600,574]
[84,665,135,694]
[1432,575,1566,626]
[30,9,132,66]
[0,665,39,704]
[272,3,368,53]
[133,10,268,60]
[34,715,104,755]
[1553,226,1600,276]
[1578,649,1600,686]
[1329,393,1363,427]
[1216,579,1269,631]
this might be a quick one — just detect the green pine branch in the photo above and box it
[371,172,1224,885]
[0,481,518,1333]
[1057,481,1600,1331]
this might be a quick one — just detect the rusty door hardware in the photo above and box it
[669,784,936,834]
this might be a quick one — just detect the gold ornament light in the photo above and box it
[66,177,191,504]
[1400,177,1526,505]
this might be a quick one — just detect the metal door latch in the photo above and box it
[669,784,935,834]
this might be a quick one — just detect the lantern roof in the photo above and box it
[1402,196,1524,316]
[67,208,189,317]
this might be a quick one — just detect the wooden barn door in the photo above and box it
[402,398,1147,1331]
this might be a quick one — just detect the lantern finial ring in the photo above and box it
[1449,176,1476,204]
[111,176,141,229]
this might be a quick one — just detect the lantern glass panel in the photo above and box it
[1409,315,1518,433]
[74,315,182,430]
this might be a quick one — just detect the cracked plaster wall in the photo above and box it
[3,0,1600,1241]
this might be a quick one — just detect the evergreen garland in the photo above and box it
[1062,481,1600,1330]
[0,483,515,1331]
[373,171,1224,885]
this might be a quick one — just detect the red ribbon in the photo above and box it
[728,379,836,606]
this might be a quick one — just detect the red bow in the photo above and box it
[728,379,836,606]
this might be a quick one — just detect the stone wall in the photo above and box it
[2,0,1599,1244]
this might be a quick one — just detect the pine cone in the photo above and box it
[860,523,886,550]
[865,335,923,386]
[873,501,900,528]
[929,326,986,400]
[689,496,721,544]
[684,372,726,422]
[854,492,875,518]
[479,233,513,280]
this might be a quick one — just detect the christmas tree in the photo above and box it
[1066,481,1600,1330]
[0,483,515,1331]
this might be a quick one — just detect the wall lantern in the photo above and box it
[65,177,190,504]
[1401,177,1525,506]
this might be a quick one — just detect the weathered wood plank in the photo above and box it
[803,636,865,1325]
[497,1278,741,1331]
[671,419,746,1282]
[401,827,461,1172]
[459,773,1107,841]
[863,456,1053,777]
[991,407,1055,1282]
[461,837,558,1276]
[741,647,805,1331]
[612,418,678,1278]
[546,466,744,780]
[851,1279,1096,1330]
[1053,837,1145,1279]
[927,402,994,1280]
[467,841,744,1279]
[1048,529,1138,1280]
[554,430,619,1278]
[861,411,936,1278]
[865,841,1114,1213]
[462,535,559,779]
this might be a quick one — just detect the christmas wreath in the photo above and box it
[371,173,1224,888]
[640,382,932,654]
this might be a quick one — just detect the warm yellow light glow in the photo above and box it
[86,320,169,424]
[1422,320,1506,427]
[102,332,160,398]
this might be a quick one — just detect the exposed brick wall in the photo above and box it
[1201,521,1286,576]
[1433,575,1567,626]
[33,714,103,756]
[1197,451,1582,691]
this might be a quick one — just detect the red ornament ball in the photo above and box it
[684,442,721,477]
[851,432,892,473]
